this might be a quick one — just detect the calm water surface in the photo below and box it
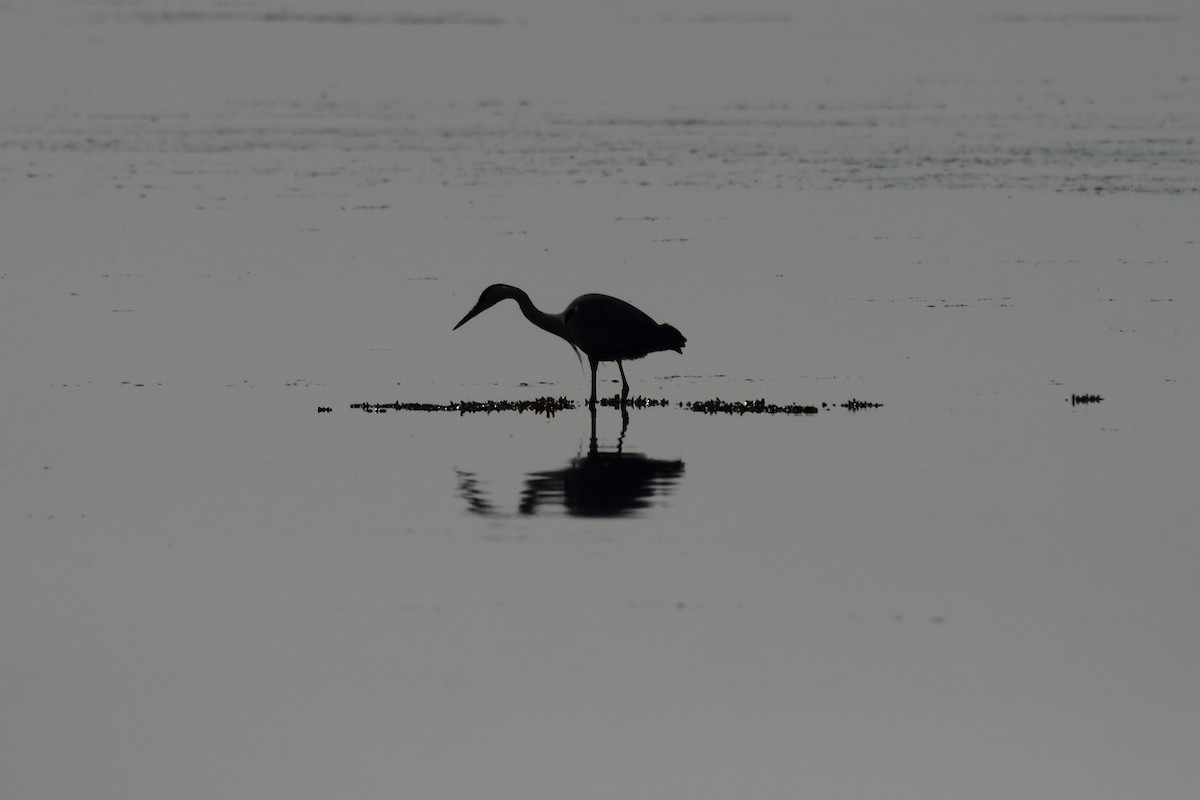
[2,2,1198,799]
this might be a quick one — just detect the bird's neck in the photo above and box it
[513,291,569,342]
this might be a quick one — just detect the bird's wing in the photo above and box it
[565,294,662,361]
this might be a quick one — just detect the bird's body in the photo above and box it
[454,284,685,407]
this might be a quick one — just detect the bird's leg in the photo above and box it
[588,400,598,450]
[588,357,599,409]
[617,361,630,407]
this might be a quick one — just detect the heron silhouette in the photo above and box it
[454,284,686,407]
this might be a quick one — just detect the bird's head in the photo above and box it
[453,284,522,330]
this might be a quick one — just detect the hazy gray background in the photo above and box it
[2,1,1197,798]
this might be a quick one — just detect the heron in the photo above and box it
[453,283,686,407]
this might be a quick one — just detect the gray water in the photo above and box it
[2,2,1198,798]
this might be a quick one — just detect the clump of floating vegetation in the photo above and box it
[597,395,672,408]
[684,398,820,415]
[351,397,575,417]
[341,396,883,417]
[839,398,885,412]
[1070,393,1104,406]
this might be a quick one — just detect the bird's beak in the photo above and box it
[453,303,485,330]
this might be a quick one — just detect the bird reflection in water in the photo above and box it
[456,407,684,518]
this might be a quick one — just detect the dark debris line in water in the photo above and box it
[1070,393,1104,406]
[351,398,575,416]
[681,398,882,414]
[685,398,819,415]
[128,10,506,25]
[344,397,883,417]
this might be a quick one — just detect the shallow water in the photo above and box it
[2,2,1198,799]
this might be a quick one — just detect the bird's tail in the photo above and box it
[658,324,687,354]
